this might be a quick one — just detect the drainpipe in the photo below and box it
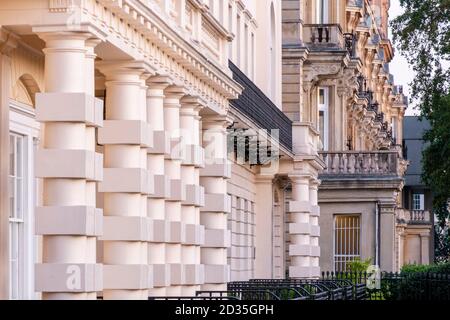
[375,201,380,267]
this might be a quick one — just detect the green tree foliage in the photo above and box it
[391,0,450,262]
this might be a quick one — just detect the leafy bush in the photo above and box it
[346,257,373,273]
[401,262,450,275]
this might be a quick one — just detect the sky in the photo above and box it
[388,1,419,116]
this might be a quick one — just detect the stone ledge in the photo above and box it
[151,264,171,287]
[311,245,321,257]
[147,130,171,156]
[289,244,312,257]
[35,206,102,236]
[184,264,205,285]
[169,264,185,286]
[310,225,320,237]
[150,219,170,243]
[310,205,321,217]
[167,221,186,244]
[167,179,186,202]
[98,120,153,148]
[203,228,231,248]
[200,194,231,213]
[287,201,311,213]
[289,266,313,279]
[181,145,205,168]
[200,161,232,178]
[183,185,205,207]
[149,175,171,199]
[185,224,205,245]
[36,92,103,127]
[35,149,103,181]
[289,222,311,235]
[35,263,102,292]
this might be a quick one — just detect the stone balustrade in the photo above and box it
[409,210,431,223]
[319,151,400,176]
[303,24,345,49]
[396,209,431,224]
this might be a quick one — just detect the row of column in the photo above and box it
[34,32,231,299]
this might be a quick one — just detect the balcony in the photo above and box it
[397,209,432,225]
[303,24,345,51]
[319,151,402,177]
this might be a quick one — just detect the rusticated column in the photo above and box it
[288,174,312,278]
[254,174,275,279]
[164,86,188,296]
[97,62,153,300]
[309,178,321,278]
[200,116,232,291]
[180,97,206,295]
[146,76,172,297]
[34,32,103,299]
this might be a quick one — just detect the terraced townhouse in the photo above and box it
[0,0,431,300]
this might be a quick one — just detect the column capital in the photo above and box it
[201,114,233,130]
[288,173,311,185]
[147,75,173,91]
[97,60,155,81]
[180,96,207,121]
[164,85,189,100]
[309,178,321,188]
[255,173,275,184]
[85,38,102,58]
[0,28,19,56]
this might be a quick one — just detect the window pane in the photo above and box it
[16,178,23,220]
[9,135,14,176]
[16,136,23,178]
[8,176,14,219]
[319,89,325,104]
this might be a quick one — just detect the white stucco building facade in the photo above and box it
[0,0,429,300]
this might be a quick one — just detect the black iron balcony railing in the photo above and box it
[343,33,357,57]
[228,60,293,151]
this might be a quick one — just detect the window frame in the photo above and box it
[318,87,329,151]
[8,100,39,300]
[333,214,361,272]
[412,193,425,211]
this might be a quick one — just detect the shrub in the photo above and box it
[401,262,450,275]
[346,257,373,273]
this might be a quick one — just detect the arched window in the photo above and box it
[269,2,276,99]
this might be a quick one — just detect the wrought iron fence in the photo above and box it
[192,273,450,301]
[145,273,450,301]
[322,271,450,301]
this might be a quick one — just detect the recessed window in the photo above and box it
[9,133,25,299]
[333,215,361,272]
[316,0,329,24]
[318,87,329,150]
[412,193,425,211]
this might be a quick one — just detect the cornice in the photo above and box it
[91,0,242,100]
